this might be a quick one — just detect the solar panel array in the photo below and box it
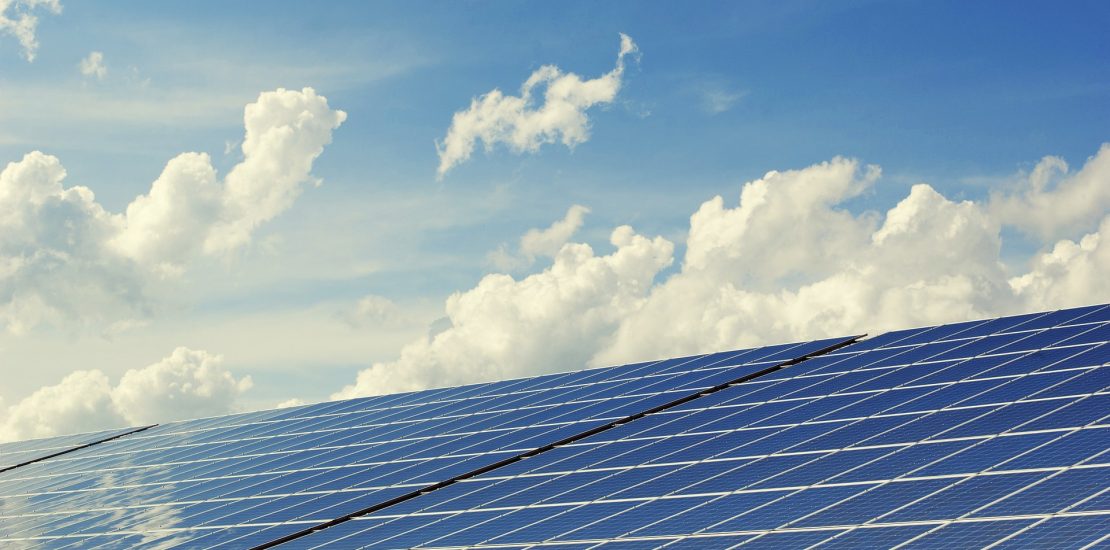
[277,304,1110,549]
[0,337,850,549]
[0,304,1107,550]
[0,427,148,473]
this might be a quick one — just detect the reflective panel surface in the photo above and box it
[284,305,1110,549]
[0,336,848,548]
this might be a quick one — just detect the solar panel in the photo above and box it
[0,426,149,473]
[1,305,1106,549]
[0,337,852,548]
[275,304,1110,549]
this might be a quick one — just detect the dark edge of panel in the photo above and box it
[251,335,864,550]
[0,424,156,475]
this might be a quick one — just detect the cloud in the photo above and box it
[0,0,60,62]
[0,370,118,442]
[0,87,344,334]
[0,347,250,442]
[0,152,145,334]
[1010,216,1110,312]
[78,50,106,79]
[988,144,1110,242]
[202,88,347,253]
[340,144,1110,397]
[488,204,590,271]
[700,86,745,115]
[333,225,673,398]
[521,204,591,258]
[115,87,347,264]
[435,33,638,178]
[602,148,1109,364]
[682,157,880,289]
[110,347,251,425]
[597,176,1011,365]
[341,294,408,328]
[275,398,307,409]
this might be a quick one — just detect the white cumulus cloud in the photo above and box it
[333,225,673,398]
[0,370,118,443]
[0,87,345,334]
[1010,216,1110,312]
[521,204,591,258]
[0,0,60,62]
[0,347,250,442]
[598,175,1012,365]
[436,33,638,178]
[489,204,591,271]
[275,398,307,409]
[682,157,880,290]
[340,144,1110,397]
[114,87,347,265]
[110,347,252,426]
[989,144,1110,242]
[78,50,106,79]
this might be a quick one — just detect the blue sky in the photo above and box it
[1,1,1108,438]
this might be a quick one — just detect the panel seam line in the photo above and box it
[248,335,864,550]
[0,424,157,475]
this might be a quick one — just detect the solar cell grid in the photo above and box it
[278,305,1109,549]
[0,337,851,549]
[0,427,147,473]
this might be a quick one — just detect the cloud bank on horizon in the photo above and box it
[435,33,638,178]
[0,347,251,442]
[335,144,1110,398]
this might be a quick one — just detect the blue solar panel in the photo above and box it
[0,337,850,548]
[1,305,1106,549]
[278,304,1109,549]
[997,514,1110,548]
[0,425,147,472]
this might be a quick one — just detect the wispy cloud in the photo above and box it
[0,0,61,61]
[0,49,416,139]
[78,50,107,79]
[700,85,746,114]
[436,33,639,178]
[488,204,591,271]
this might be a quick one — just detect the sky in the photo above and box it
[1,0,1108,441]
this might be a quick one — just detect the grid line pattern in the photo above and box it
[0,426,153,474]
[0,337,850,549]
[275,304,1110,549]
[1,305,1106,549]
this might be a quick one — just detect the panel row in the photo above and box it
[0,337,850,549]
[274,304,1110,549]
[0,427,147,472]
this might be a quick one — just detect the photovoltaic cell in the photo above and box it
[0,305,1106,549]
[277,304,1109,549]
[0,426,147,472]
[0,337,849,548]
